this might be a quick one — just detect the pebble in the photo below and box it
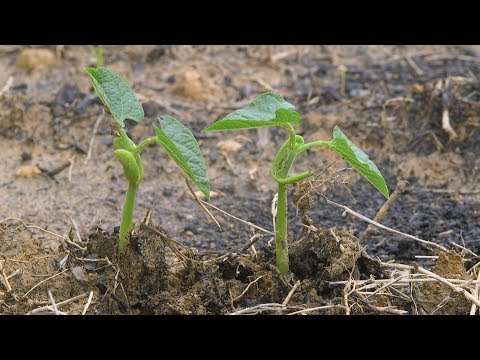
[54,84,79,107]
[16,48,56,70]
[217,139,242,153]
[71,266,86,282]
[21,152,32,161]
[16,165,42,177]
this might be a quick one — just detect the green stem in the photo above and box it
[285,123,297,149]
[117,126,130,145]
[118,181,138,253]
[135,137,158,154]
[275,182,289,274]
[295,140,332,153]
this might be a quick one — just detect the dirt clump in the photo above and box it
[171,68,224,102]
[290,228,361,282]
[16,48,56,70]
[416,250,471,314]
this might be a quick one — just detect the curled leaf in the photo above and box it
[154,116,211,200]
[330,126,389,198]
[204,92,300,132]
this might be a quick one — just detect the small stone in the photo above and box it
[71,266,86,282]
[54,84,79,107]
[16,48,56,70]
[16,165,42,177]
[37,81,49,90]
[162,188,172,197]
[21,152,32,161]
[216,139,242,153]
[83,254,98,271]
[209,149,218,162]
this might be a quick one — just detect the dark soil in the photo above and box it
[0,45,479,315]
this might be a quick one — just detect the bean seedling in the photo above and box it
[85,67,210,253]
[204,93,389,274]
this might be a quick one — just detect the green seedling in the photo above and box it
[85,67,210,253]
[204,93,389,274]
[89,45,104,67]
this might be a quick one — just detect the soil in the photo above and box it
[0,45,479,315]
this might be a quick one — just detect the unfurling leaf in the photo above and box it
[204,92,300,132]
[330,126,389,198]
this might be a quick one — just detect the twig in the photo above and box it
[325,199,448,252]
[67,214,83,244]
[48,290,60,315]
[119,283,132,315]
[0,217,66,241]
[0,76,13,97]
[428,189,480,195]
[418,267,480,308]
[228,303,286,315]
[82,291,94,315]
[442,108,458,140]
[450,242,480,259]
[25,269,69,297]
[381,261,480,308]
[200,200,274,235]
[207,234,263,263]
[84,110,104,165]
[288,305,346,315]
[282,280,301,306]
[27,292,89,315]
[424,54,480,64]
[232,275,266,303]
[0,261,12,291]
[1,215,85,250]
[68,157,75,182]
[330,273,480,286]
[358,179,408,242]
[185,178,222,230]
[6,269,20,280]
[405,56,424,76]
[470,268,480,315]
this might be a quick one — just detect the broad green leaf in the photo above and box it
[330,126,389,198]
[85,67,144,128]
[203,92,300,132]
[154,116,211,200]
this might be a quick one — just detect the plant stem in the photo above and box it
[135,137,158,154]
[275,182,289,274]
[285,123,297,149]
[295,140,332,153]
[118,181,138,253]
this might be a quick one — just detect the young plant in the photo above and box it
[203,93,389,274]
[85,67,210,253]
[89,45,104,67]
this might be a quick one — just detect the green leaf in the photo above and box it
[203,92,300,132]
[154,116,211,200]
[330,126,389,198]
[85,67,144,128]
